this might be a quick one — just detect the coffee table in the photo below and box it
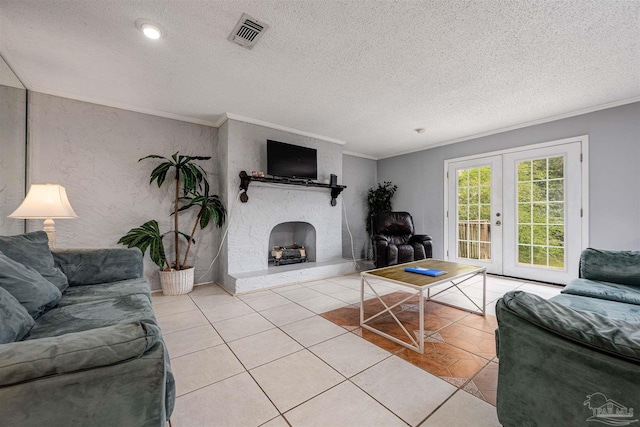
[360,259,486,353]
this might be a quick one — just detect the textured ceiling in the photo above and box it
[1,0,638,159]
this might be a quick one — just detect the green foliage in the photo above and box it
[366,181,397,235]
[141,153,210,196]
[118,220,167,269]
[118,152,226,271]
[178,193,226,229]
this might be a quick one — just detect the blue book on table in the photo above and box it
[404,267,447,277]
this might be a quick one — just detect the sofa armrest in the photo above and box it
[372,235,389,244]
[499,291,640,361]
[372,235,395,268]
[495,291,640,426]
[0,321,160,387]
[409,234,432,244]
[52,248,143,286]
[409,234,433,258]
[0,322,172,427]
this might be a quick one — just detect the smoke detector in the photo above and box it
[228,13,269,50]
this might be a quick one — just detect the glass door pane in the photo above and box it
[516,156,565,269]
[457,166,492,261]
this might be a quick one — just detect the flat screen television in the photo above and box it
[267,140,317,180]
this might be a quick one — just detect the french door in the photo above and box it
[446,140,585,284]
[446,156,503,274]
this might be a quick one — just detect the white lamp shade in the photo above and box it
[9,184,78,219]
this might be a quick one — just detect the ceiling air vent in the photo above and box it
[228,13,269,50]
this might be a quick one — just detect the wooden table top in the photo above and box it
[361,259,484,288]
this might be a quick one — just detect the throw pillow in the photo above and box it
[0,286,35,343]
[0,231,69,292]
[0,251,62,319]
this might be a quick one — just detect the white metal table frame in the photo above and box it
[360,265,486,354]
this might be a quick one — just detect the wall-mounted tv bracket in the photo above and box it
[239,171,346,206]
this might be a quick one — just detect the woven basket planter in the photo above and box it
[159,267,195,296]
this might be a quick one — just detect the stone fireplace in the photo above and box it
[224,183,355,293]
[217,118,356,294]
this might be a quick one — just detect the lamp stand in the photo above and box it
[43,218,56,248]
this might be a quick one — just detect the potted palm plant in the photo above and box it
[118,152,226,295]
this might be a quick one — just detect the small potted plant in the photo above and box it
[118,152,226,295]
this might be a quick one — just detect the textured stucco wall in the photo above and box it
[378,102,640,258]
[220,119,344,291]
[213,121,229,287]
[27,92,221,290]
[342,154,377,259]
[0,85,26,235]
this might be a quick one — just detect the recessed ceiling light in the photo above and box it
[135,19,163,40]
[415,128,426,134]
[142,24,161,39]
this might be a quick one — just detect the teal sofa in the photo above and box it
[495,248,640,426]
[0,231,175,427]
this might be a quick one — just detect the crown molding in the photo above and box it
[342,150,378,160]
[213,113,230,128]
[28,86,219,127]
[217,113,347,145]
[378,96,640,160]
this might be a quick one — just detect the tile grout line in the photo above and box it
[460,361,494,406]
[415,389,464,427]
[175,287,294,425]
[344,362,414,427]
[278,379,350,422]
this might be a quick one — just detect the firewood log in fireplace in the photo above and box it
[271,244,307,266]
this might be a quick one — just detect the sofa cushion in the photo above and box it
[0,231,69,292]
[562,278,640,305]
[0,252,62,319]
[0,287,35,343]
[56,278,151,307]
[551,293,640,323]
[52,248,143,286]
[580,248,640,287]
[26,294,157,340]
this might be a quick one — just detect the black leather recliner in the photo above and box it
[371,211,433,268]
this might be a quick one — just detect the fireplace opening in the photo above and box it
[268,222,316,266]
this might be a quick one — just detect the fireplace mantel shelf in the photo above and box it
[239,171,346,206]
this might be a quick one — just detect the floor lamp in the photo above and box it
[9,184,78,248]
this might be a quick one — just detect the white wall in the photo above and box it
[378,102,640,259]
[27,92,221,290]
[342,154,377,259]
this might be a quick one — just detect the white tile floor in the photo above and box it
[156,272,562,427]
